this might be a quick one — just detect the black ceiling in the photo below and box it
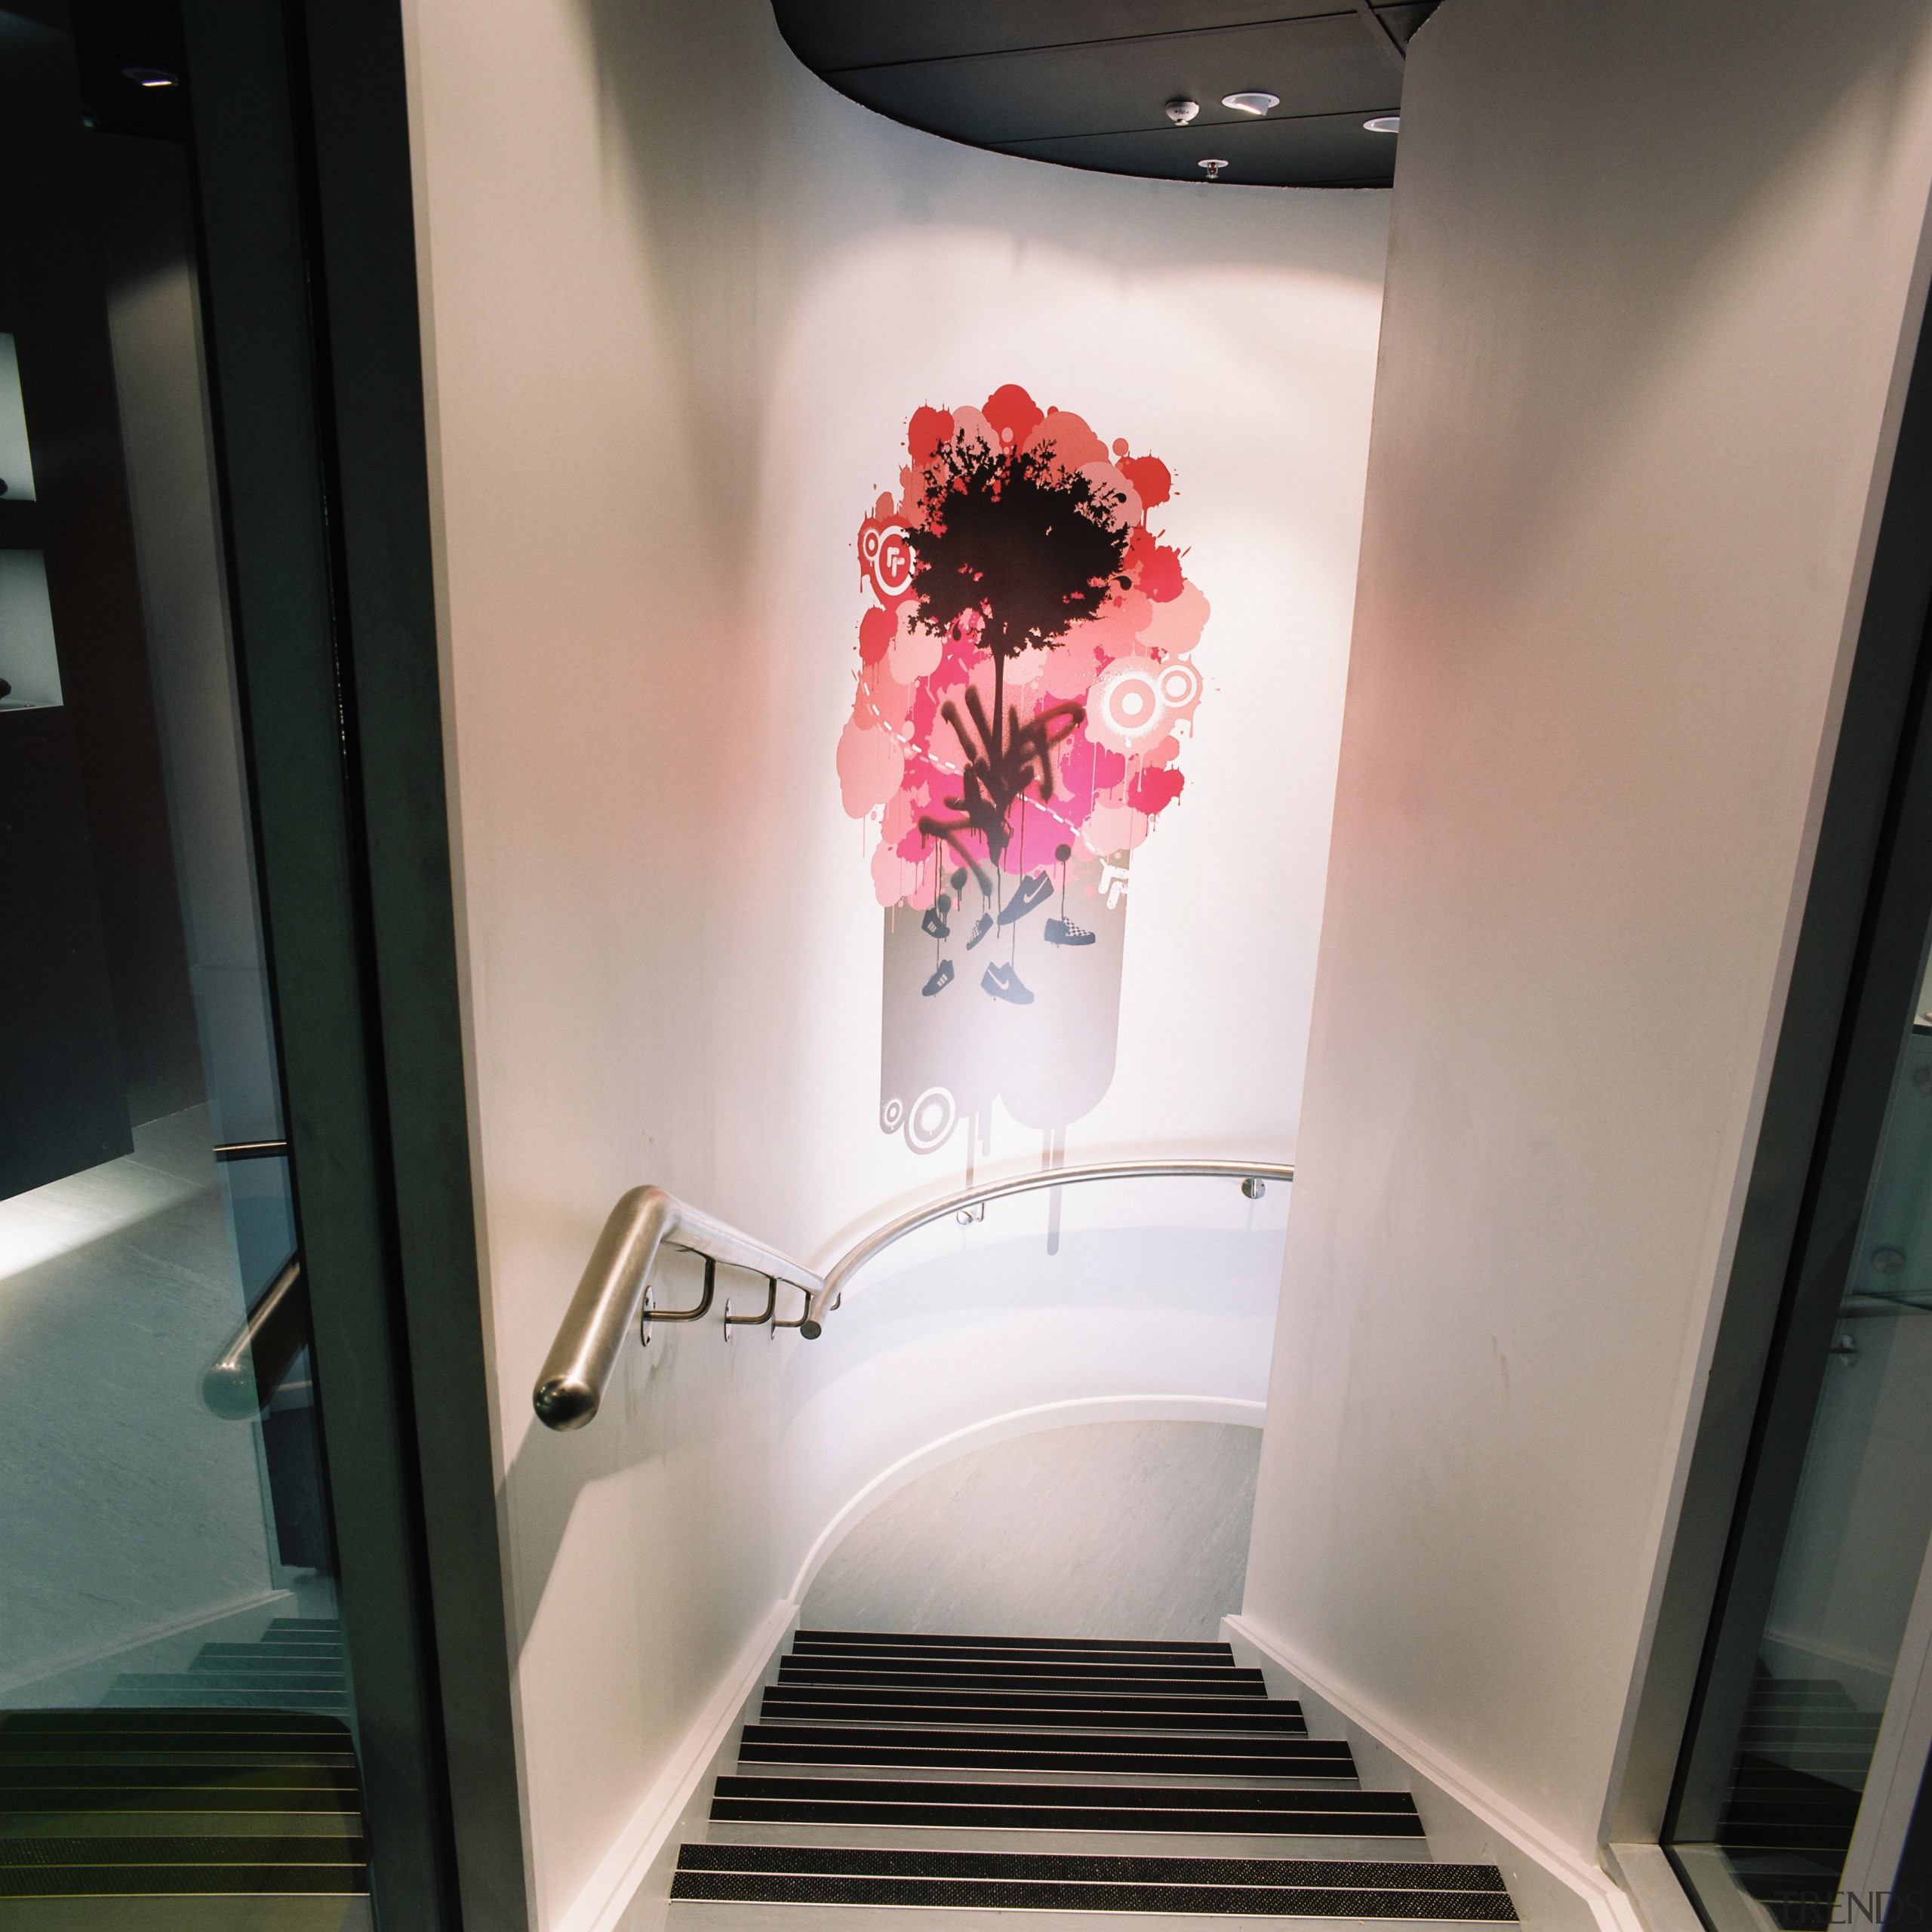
[770,2,1436,190]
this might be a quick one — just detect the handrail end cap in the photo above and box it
[201,1364,265,1421]
[534,1376,598,1430]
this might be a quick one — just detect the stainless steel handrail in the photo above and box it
[531,1187,826,1429]
[531,1160,1291,1432]
[202,1254,307,1420]
[804,1158,1295,1331]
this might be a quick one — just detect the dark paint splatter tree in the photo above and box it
[904,432,1133,775]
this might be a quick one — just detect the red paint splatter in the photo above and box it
[1128,764,1184,816]
[844,385,1209,903]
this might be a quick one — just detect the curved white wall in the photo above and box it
[400,1,1388,1922]
[802,1417,1263,1642]
[1243,0,1932,1875]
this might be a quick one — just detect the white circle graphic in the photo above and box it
[905,1085,957,1155]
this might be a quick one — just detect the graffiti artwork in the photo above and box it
[837,384,1208,1155]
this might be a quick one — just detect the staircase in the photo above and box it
[0,1620,365,1929]
[100,1618,352,1716]
[669,1629,1519,1925]
[1717,1667,1885,1930]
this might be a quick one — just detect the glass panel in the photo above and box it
[0,329,39,499]
[0,48,365,1932]
[1669,946,1932,1932]
[0,549,61,706]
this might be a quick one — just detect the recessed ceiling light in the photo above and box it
[122,66,179,88]
[1165,97,1200,125]
[1364,115,1401,134]
[1223,91,1280,116]
[1198,158,1231,180]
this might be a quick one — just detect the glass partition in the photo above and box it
[0,13,367,1924]
[1667,953,1932,1932]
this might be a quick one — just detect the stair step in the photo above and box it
[98,1692,352,1715]
[0,1833,365,1868]
[182,1668,346,1684]
[797,1634,1235,1660]
[0,1714,349,1743]
[792,1644,1238,1669]
[780,1665,1266,1696]
[710,1777,1423,1838]
[672,1844,1512,1919]
[0,1767,356,1795]
[197,1654,347,1669]
[0,1863,366,1899]
[0,1791,359,1818]
[738,1727,1352,1780]
[760,1690,1306,1734]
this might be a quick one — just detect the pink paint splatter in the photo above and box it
[841,385,1207,908]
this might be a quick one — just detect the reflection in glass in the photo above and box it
[0,152,344,1723]
[1670,956,1932,1930]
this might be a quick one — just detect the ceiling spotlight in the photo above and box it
[1364,114,1401,134]
[1198,158,1230,180]
[1222,91,1279,116]
[122,66,179,88]
[1165,97,1200,125]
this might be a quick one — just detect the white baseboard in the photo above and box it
[1224,1614,1647,1932]
[555,1597,800,1932]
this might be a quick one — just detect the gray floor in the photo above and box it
[801,1421,1263,1641]
[0,1106,281,1705]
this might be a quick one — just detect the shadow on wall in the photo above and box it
[801,1419,1261,1640]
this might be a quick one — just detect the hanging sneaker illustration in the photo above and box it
[921,958,955,997]
[1044,917,1096,946]
[921,893,952,941]
[996,872,1053,928]
[964,911,994,949]
[981,962,1035,1005]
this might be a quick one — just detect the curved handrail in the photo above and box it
[202,1254,307,1420]
[804,1158,1294,1329]
[530,1160,1291,1432]
[532,1187,826,1430]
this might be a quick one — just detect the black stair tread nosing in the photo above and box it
[738,1743,1352,1777]
[783,1659,1258,1679]
[1,1777,363,1808]
[761,1693,1305,1727]
[778,1675,1266,1695]
[0,1770,358,1790]
[0,1759,356,1779]
[0,1837,368,1867]
[743,1724,1344,1758]
[789,1649,1241,1668]
[669,1871,1515,1916]
[780,1677,1267,1692]
[715,1778,1413,1814]
[797,1632,1234,1655]
[709,1800,1428,1836]
[677,1845,1509,1888]
[0,1712,349,1734]
[185,1661,347,1674]
[0,1868,369,1899]
[738,1747,1350,1777]
[765,1686,1294,1709]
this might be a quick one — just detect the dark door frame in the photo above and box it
[178,2,528,1925]
[1601,249,1932,1914]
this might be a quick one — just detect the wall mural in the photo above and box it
[838,384,1208,1158]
